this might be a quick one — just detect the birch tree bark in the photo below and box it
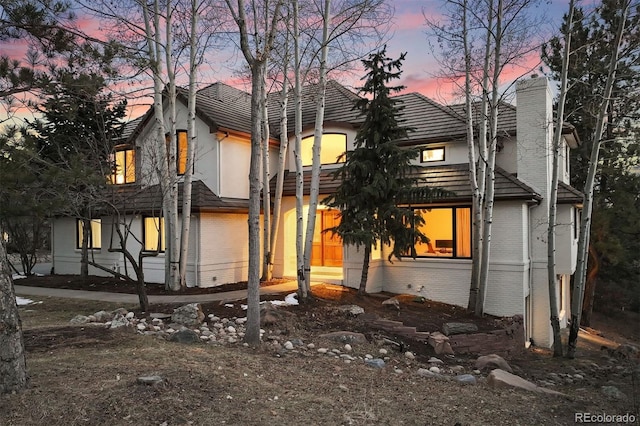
[547,0,575,358]
[0,238,28,394]
[567,0,630,359]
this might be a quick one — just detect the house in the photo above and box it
[50,76,582,348]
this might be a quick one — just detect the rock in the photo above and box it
[150,313,171,320]
[136,323,146,331]
[428,332,454,355]
[417,368,445,380]
[429,366,441,374]
[168,329,200,344]
[317,348,328,354]
[319,331,367,345]
[112,307,128,316]
[227,326,236,333]
[614,344,640,359]
[93,311,113,322]
[379,348,388,355]
[344,344,352,352]
[365,358,385,368]
[382,297,400,309]
[70,315,90,324]
[125,312,135,319]
[171,303,205,326]
[487,369,565,395]
[450,365,465,374]
[455,374,477,384]
[405,351,415,360]
[601,386,626,400]
[235,317,247,325]
[442,322,479,336]
[284,341,294,350]
[307,343,315,349]
[334,305,365,316]
[110,313,129,329]
[475,354,513,373]
[137,375,163,386]
[427,357,444,364]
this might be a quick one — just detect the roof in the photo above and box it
[271,163,543,203]
[102,180,248,214]
[557,182,584,204]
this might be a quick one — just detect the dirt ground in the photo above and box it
[5,275,640,425]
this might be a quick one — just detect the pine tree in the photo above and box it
[323,48,432,295]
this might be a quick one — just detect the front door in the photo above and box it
[311,209,343,267]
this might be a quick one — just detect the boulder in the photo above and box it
[601,386,627,400]
[442,322,479,336]
[70,315,90,324]
[455,374,477,385]
[137,375,163,386]
[428,332,454,355]
[382,297,400,310]
[110,313,129,329]
[93,310,113,322]
[487,369,565,395]
[475,354,512,373]
[168,329,200,344]
[364,358,385,368]
[171,303,205,326]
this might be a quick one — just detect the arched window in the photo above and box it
[301,133,347,166]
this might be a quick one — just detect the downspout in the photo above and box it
[526,201,536,347]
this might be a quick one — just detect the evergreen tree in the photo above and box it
[542,0,640,319]
[324,48,434,295]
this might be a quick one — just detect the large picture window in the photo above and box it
[143,217,165,252]
[110,146,136,184]
[76,219,102,250]
[301,133,347,166]
[409,206,471,258]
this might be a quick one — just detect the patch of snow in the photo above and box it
[16,297,34,306]
[12,274,26,280]
[224,304,235,308]
[284,293,299,306]
[240,294,299,310]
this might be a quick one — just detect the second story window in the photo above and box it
[166,130,190,175]
[301,133,347,166]
[421,147,445,163]
[110,146,136,184]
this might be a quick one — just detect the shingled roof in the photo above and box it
[271,163,544,203]
[102,180,248,215]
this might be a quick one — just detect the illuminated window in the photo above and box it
[301,133,347,166]
[409,206,471,258]
[421,147,445,163]
[166,130,190,175]
[110,146,136,184]
[77,219,102,249]
[143,217,165,252]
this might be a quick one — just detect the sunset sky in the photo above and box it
[1,0,575,122]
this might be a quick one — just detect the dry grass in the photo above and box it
[3,293,638,425]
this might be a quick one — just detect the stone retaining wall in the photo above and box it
[448,315,525,357]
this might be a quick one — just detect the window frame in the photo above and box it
[301,133,347,167]
[110,145,136,185]
[403,205,472,259]
[76,218,102,250]
[143,216,165,253]
[420,147,445,163]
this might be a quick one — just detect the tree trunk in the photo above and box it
[268,80,290,283]
[245,63,266,345]
[547,0,574,358]
[80,218,90,278]
[581,244,599,327]
[293,0,306,298]
[179,0,200,290]
[302,0,331,297]
[358,244,371,295]
[0,239,28,394]
[261,77,272,281]
[567,1,629,359]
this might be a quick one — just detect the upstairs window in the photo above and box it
[77,219,102,250]
[166,130,190,175]
[143,216,165,252]
[110,146,136,184]
[421,147,445,163]
[301,133,347,166]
